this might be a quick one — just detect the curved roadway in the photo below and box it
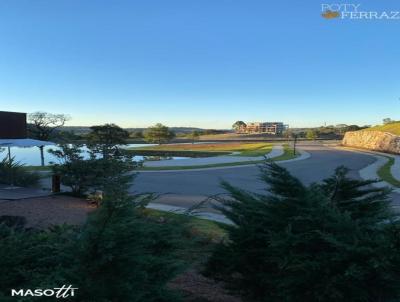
[131,143,400,209]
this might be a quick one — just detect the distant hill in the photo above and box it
[365,123,400,136]
[60,126,225,135]
[60,126,91,135]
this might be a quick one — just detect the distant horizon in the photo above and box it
[0,109,389,129]
[58,121,378,130]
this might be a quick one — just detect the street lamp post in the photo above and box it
[293,134,298,155]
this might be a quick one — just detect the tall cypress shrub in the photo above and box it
[206,162,400,302]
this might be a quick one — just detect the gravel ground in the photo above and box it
[0,195,95,228]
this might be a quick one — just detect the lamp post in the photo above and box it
[293,134,298,156]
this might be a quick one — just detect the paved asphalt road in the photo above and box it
[131,143,400,209]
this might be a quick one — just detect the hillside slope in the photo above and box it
[366,122,400,136]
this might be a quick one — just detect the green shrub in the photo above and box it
[49,144,136,196]
[0,223,79,300]
[76,191,184,301]
[206,163,400,302]
[0,157,40,187]
[0,170,184,301]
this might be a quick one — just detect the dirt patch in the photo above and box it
[0,195,94,228]
[169,269,242,302]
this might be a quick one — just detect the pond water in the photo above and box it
[0,144,189,166]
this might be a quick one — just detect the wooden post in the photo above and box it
[52,175,61,193]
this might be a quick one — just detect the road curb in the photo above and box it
[147,202,232,224]
[334,146,400,193]
[137,149,311,173]
[143,144,284,168]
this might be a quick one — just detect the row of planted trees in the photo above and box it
[28,112,176,144]
[27,112,179,166]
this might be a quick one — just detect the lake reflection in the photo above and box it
[0,144,154,166]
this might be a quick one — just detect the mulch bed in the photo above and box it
[0,195,95,228]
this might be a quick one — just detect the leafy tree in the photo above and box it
[87,123,129,159]
[306,129,318,140]
[344,125,361,132]
[144,123,175,144]
[49,144,136,196]
[188,130,201,144]
[206,162,400,302]
[383,118,393,125]
[28,111,70,166]
[54,130,82,143]
[282,129,293,139]
[232,121,246,132]
[130,130,144,139]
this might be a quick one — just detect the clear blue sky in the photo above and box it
[0,0,399,128]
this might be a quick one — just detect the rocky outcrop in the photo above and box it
[342,130,400,154]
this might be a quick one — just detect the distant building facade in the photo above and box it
[238,122,288,135]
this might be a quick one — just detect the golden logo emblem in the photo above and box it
[322,10,340,19]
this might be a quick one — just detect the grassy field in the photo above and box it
[128,142,273,157]
[138,144,298,171]
[25,165,52,171]
[126,150,232,158]
[377,156,400,188]
[140,208,227,264]
[196,132,282,140]
[271,144,297,161]
[366,122,400,136]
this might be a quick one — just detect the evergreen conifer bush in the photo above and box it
[206,162,400,302]
[0,158,184,301]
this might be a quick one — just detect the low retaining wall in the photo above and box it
[342,130,400,154]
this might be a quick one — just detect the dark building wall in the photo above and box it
[0,111,27,139]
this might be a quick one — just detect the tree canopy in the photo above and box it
[28,111,70,141]
[28,111,70,165]
[144,123,175,144]
[87,123,129,159]
[306,129,318,140]
[232,121,246,132]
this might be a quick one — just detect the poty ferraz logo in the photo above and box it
[11,285,78,298]
[321,4,400,20]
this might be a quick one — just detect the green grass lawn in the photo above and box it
[272,144,298,161]
[139,208,227,263]
[24,165,52,172]
[138,144,299,171]
[234,144,273,156]
[377,156,400,188]
[128,142,273,157]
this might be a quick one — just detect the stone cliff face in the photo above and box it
[342,130,400,154]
